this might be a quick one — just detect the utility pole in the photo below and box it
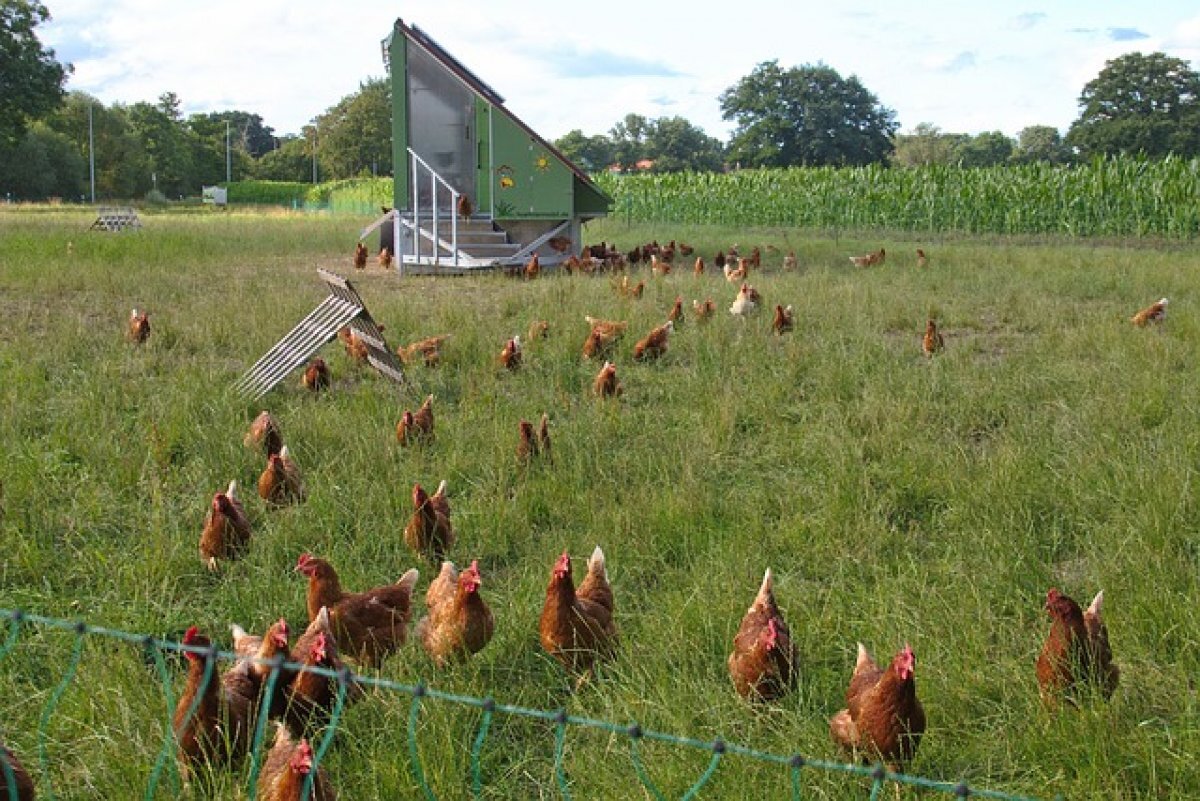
[88,102,96,203]
[312,130,318,184]
[225,119,232,183]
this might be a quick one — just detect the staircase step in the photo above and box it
[457,243,523,257]
[454,232,511,244]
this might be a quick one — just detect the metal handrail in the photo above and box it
[407,147,461,267]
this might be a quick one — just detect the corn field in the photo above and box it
[592,156,1200,238]
[231,156,1200,238]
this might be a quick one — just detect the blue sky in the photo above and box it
[41,1,1200,141]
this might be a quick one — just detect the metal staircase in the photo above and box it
[378,148,568,273]
[398,211,524,270]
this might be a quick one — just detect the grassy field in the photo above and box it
[1,207,1198,799]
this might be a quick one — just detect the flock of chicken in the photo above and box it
[0,241,1154,801]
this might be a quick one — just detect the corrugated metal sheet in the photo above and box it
[234,269,405,399]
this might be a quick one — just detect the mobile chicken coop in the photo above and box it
[377,18,611,272]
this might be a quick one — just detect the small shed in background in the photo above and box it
[382,18,611,272]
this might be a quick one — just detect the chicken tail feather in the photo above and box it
[588,545,607,581]
[755,568,773,606]
[855,642,871,670]
[398,567,420,591]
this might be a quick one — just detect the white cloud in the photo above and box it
[1008,12,1048,31]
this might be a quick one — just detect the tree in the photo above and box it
[609,113,650,171]
[955,131,1015,167]
[127,92,197,196]
[720,60,897,167]
[0,0,70,149]
[0,121,85,200]
[46,93,152,198]
[253,136,312,182]
[188,111,276,158]
[186,112,258,185]
[644,116,724,172]
[314,78,391,179]
[891,123,965,167]
[554,129,615,173]
[1067,51,1200,159]
[558,115,724,173]
[1013,125,1072,164]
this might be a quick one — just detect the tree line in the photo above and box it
[3,0,1200,201]
[0,79,392,202]
[561,54,1200,173]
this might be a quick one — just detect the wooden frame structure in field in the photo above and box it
[88,206,142,232]
[234,268,404,399]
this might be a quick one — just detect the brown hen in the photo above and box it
[539,547,617,677]
[417,560,495,667]
[397,335,449,368]
[593,361,623,398]
[244,410,283,457]
[0,743,34,801]
[1131,298,1168,327]
[295,553,419,669]
[830,643,926,770]
[257,446,306,506]
[302,358,330,391]
[632,321,673,362]
[128,308,151,344]
[199,480,252,570]
[403,481,454,562]
[173,627,260,780]
[1036,589,1119,707]
[256,727,336,801]
[728,569,798,702]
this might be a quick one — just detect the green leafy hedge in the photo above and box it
[223,181,312,205]
[224,178,393,214]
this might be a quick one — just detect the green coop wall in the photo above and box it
[488,111,573,220]
[474,99,491,215]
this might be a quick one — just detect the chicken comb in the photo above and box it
[896,644,916,678]
[460,561,482,591]
[291,738,314,773]
[182,625,200,644]
[270,618,290,646]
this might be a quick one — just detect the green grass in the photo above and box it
[1,207,1198,799]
